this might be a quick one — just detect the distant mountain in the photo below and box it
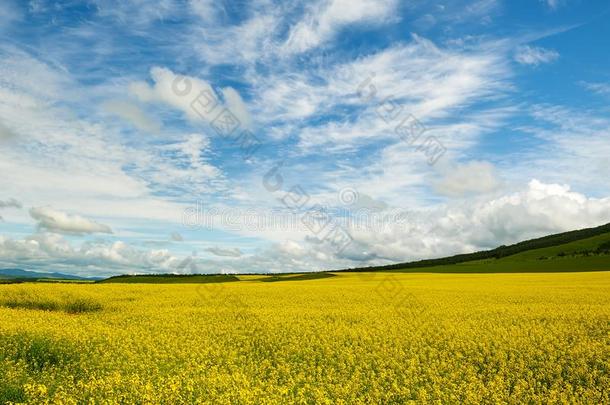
[0,268,101,281]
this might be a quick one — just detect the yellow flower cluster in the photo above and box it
[0,272,609,404]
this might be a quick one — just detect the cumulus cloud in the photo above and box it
[514,45,559,66]
[29,207,113,235]
[2,180,609,275]
[434,161,500,197]
[129,67,251,129]
[230,179,610,271]
[0,233,180,276]
[205,246,243,257]
[335,179,610,263]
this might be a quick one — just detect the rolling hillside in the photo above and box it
[343,223,610,273]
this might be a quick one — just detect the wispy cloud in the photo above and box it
[514,45,559,65]
[580,81,610,96]
[283,0,399,54]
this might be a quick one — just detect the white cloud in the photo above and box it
[101,100,162,133]
[333,179,610,264]
[434,161,500,197]
[179,179,610,272]
[255,35,511,153]
[192,14,279,67]
[130,67,251,129]
[0,232,181,276]
[188,0,220,24]
[134,133,224,196]
[222,87,253,129]
[514,45,559,66]
[283,0,399,54]
[30,207,113,235]
[205,246,243,257]
[510,104,610,193]
[3,179,610,275]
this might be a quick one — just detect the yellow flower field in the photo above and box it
[1,272,609,404]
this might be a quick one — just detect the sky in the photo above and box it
[1,0,610,276]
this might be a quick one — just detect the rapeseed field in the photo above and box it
[0,272,609,404]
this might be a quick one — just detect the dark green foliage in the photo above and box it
[0,334,78,372]
[260,272,337,282]
[1,298,59,312]
[99,274,240,284]
[0,295,102,314]
[0,382,26,404]
[63,298,103,314]
[596,241,610,253]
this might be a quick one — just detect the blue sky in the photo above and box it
[1,0,609,276]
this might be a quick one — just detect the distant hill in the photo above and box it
[0,268,100,281]
[342,222,610,273]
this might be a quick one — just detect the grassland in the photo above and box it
[1,272,609,404]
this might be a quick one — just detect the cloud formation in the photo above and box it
[0,233,178,276]
[29,207,113,235]
[130,67,251,129]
